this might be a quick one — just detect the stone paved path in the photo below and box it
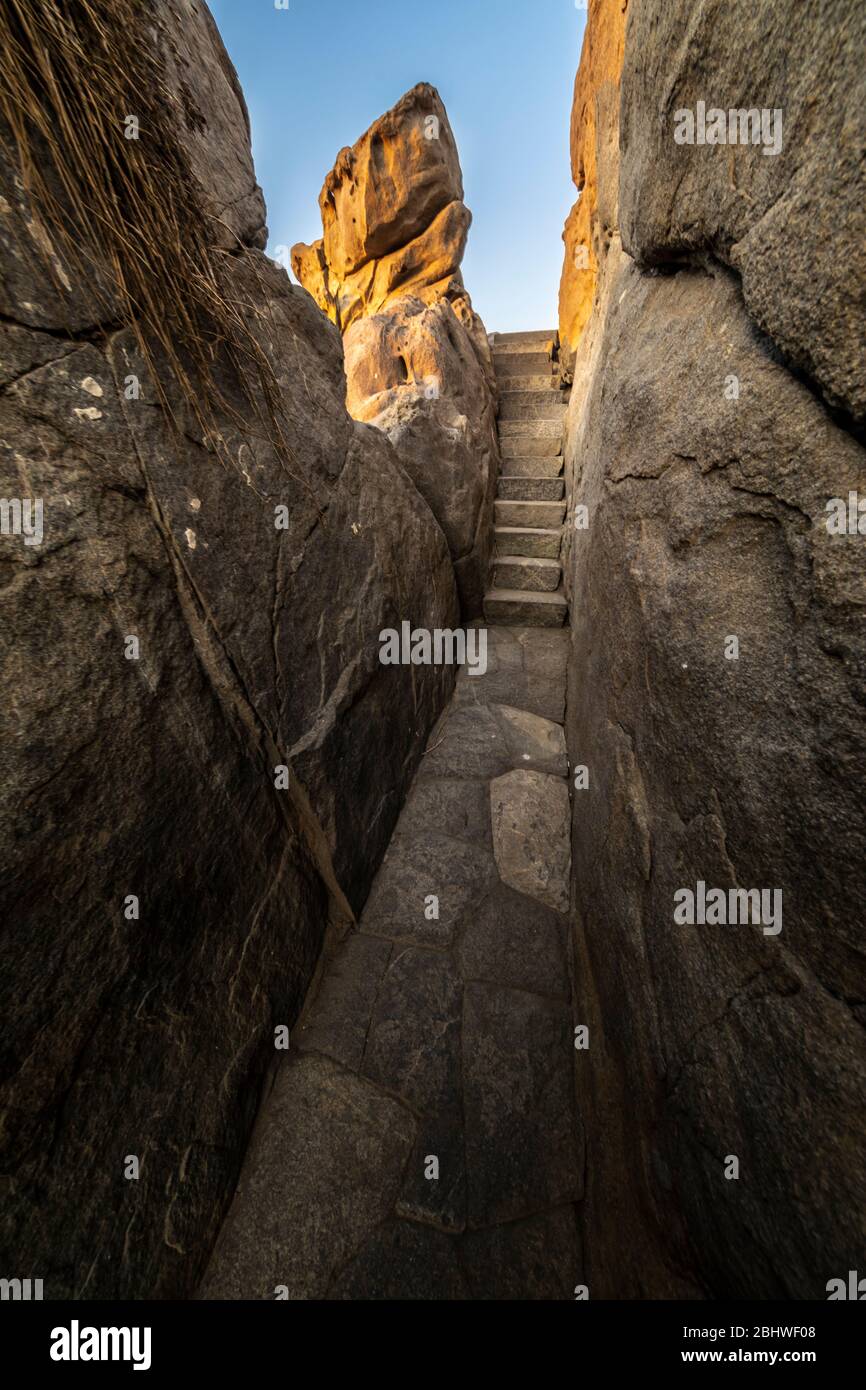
[200,624,583,1300]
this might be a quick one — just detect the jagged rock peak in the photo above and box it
[292,82,470,332]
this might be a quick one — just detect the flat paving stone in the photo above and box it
[398,1121,466,1233]
[460,879,570,998]
[514,626,570,679]
[452,668,565,723]
[490,769,571,912]
[362,948,465,1231]
[471,623,525,673]
[199,1054,416,1300]
[391,777,491,848]
[328,1219,468,1300]
[460,1206,582,1300]
[361,831,496,947]
[419,703,567,781]
[295,933,393,1071]
[498,704,567,773]
[464,982,583,1228]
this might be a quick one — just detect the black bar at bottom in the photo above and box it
[2,1298,861,1376]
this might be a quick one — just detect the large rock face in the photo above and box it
[560,0,866,1297]
[293,84,498,618]
[292,84,468,333]
[344,295,498,617]
[619,0,866,423]
[159,0,268,251]
[0,0,457,1298]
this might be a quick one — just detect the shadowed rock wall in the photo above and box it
[560,0,866,1298]
[0,0,457,1298]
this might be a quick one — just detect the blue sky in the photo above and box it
[208,0,586,332]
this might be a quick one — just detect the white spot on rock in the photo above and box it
[185,529,197,550]
[189,497,201,511]
[73,406,103,420]
[26,219,71,291]
[80,376,104,397]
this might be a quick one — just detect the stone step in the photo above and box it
[493,351,556,375]
[492,341,553,358]
[500,454,563,478]
[501,436,563,459]
[498,418,563,440]
[498,392,568,421]
[493,555,562,593]
[495,498,566,528]
[491,329,557,345]
[494,526,561,559]
[483,587,568,628]
[498,374,562,393]
[497,476,564,501]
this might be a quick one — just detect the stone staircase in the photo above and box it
[483,329,569,627]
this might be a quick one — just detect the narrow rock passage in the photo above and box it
[199,330,581,1301]
[200,632,582,1299]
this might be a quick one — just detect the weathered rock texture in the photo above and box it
[561,0,866,1298]
[0,0,267,335]
[344,295,498,616]
[159,0,269,252]
[619,0,866,424]
[0,0,457,1299]
[557,0,628,380]
[200,627,582,1299]
[291,84,467,333]
[293,84,498,618]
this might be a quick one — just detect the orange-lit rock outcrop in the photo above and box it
[557,0,628,378]
[292,83,472,333]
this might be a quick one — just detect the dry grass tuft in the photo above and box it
[0,0,301,481]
